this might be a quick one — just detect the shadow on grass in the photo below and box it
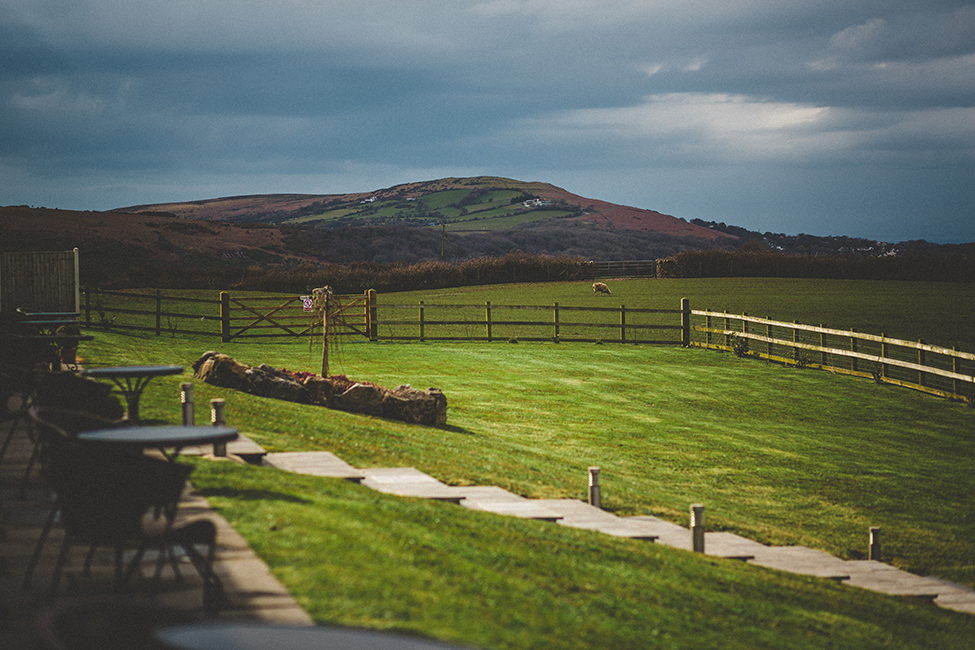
[439,423,476,435]
[195,487,313,504]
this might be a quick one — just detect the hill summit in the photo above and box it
[116,176,733,243]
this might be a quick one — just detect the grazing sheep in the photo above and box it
[593,282,612,296]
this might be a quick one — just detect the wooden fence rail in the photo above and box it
[688,308,975,401]
[591,260,657,278]
[79,288,975,401]
[375,302,682,343]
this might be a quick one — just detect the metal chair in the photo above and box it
[24,408,225,612]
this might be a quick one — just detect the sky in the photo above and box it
[2,1,973,243]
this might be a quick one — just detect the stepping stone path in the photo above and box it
[263,451,975,615]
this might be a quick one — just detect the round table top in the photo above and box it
[81,365,184,378]
[78,425,238,448]
[156,623,470,650]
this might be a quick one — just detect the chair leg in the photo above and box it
[19,435,40,499]
[176,520,224,614]
[22,502,58,590]
[0,415,19,461]
[49,540,71,596]
[113,545,125,590]
[83,543,99,576]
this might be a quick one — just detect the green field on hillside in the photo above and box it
[72,278,975,648]
[280,185,567,230]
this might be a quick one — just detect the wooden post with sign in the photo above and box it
[312,287,333,377]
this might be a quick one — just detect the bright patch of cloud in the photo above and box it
[514,93,838,162]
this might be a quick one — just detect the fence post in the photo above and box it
[418,301,425,341]
[869,527,881,561]
[881,334,889,379]
[485,302,492,342]
[680,298,690,346]
[792,321,799,363]
[706,312,712,347]
[155,289,162,336]
[819,323,829,369]
[952,347,959,396]
[73,247,81,313]
[850,329,858,372]
[724,311,731,348]
[918,340,926,387]
[367,289,378,341]
[620,305,626,343]
[220,291,231,343]
[554,303,560,340]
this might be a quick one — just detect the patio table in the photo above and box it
[78,424,238,461]
[80,365,183,422]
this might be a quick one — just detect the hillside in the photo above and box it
[0,205,321,285]
[117,176,733,243]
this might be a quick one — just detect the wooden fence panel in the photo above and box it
[1,250,79,313]
[689,308,975,401]
[591,260,657,278]
[77,288,975,402]
[375,302,682,343]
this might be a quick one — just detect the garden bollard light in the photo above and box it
[180,382,194,426]
[869,527,881,561]
[691,504,705,553]
[210,398,227,457]
[588,467,601,509]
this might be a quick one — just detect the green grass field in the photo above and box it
[75,278,975,648]
[280,185,562,229]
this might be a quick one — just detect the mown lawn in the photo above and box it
[186,458,975,650]
[73,278,975,648]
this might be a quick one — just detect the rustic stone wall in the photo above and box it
[192,352,446,426]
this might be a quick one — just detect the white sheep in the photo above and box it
[593,282,612,296]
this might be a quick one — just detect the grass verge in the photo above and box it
[186,458,975,649]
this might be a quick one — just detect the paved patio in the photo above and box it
[0,417,312,648]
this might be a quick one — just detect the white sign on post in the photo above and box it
[301,296,314,312]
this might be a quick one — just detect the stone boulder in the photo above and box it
[247,365,308,403]
[193,351,253,393]
[382,385,447,427]
[332,382,385,416]
[303,376,336,407]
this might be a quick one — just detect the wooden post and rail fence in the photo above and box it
[79,288,975,402]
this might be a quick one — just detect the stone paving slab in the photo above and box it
[698,532,765,561]
[459,496,564,521]
[533,500,659,540]
[747,546,855,580]
[178,433,267,462]
[842,568,947,599]
[443,486,525,502]
[625,516,694,551]
[263,451,365,482]
[359,468,465,502]
[926,578,975,614]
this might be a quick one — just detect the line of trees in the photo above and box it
[656,248,975,283]
[121,252,596,294]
